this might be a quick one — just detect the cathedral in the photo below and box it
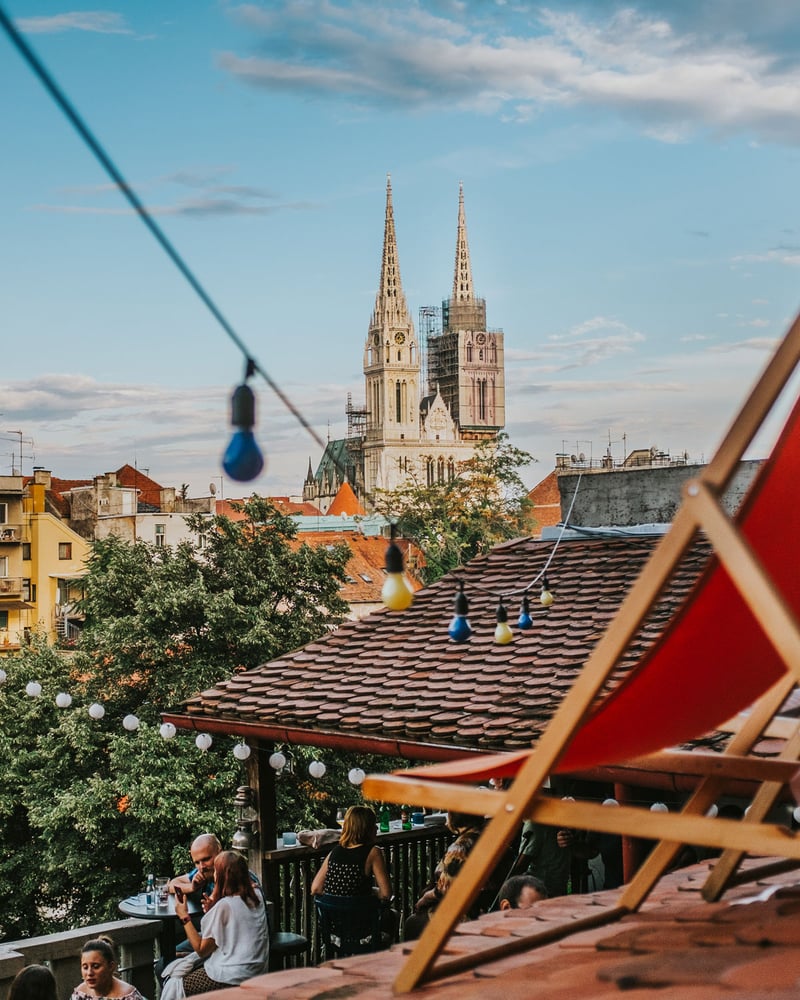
[304,177,506,513]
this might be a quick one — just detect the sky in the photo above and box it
[4,0,800,499]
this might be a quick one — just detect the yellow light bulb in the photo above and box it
[382,572,414,611]
[494,620,514,644]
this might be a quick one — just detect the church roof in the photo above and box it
[327,481,366,517]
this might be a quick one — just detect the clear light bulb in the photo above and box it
[382,539,414,611]
[222,382,265,482]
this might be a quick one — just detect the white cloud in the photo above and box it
[16,11,133,35]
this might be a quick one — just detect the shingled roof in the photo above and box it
[166,530,713,761]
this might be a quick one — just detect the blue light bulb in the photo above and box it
[223,429,264,481]
[222,381,264,482]
[448,614,473,642]
[517,594,533,630]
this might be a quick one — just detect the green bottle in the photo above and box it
[401,805,412,830]
[379,804,391,833]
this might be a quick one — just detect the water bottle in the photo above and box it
[145,873,155,910]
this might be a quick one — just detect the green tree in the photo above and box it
[374,433,536,583]
[0,497,354,939]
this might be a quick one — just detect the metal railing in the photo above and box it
[263,824,451,966]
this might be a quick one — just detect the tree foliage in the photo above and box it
[0,497,363,940]
[374,433,536,583]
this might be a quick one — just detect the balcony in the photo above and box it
[0,525,22,543]
[0,577,22,596]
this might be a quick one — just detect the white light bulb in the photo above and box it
[159,722,177,740]
[793,806,800,825]
[269,751,286,771]
[0,669,7,685]
[348,767,365,785]
[55,692,72,708]
[195,732,213,752]
[25,681,42,698]
[650,801,668,813]
[122,714,140,732]
[233,742,251,761]
[309,760,326,779]
[602,798,619,807]
[88,702,105,720]
[706,804,719,818]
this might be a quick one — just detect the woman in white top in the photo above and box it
[174,850,268,995]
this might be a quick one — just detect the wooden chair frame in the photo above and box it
[363,312,800,992]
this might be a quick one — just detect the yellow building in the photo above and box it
[0,471,90,652]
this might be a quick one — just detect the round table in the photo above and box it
[118,893,200,962]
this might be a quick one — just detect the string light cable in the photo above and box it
[0,5,328,461]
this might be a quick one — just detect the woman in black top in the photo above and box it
[311,806,392,899]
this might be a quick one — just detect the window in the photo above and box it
[395,382,402,422]
[58,542,72,560]
[22,579,31,601]
[0,611,7,629]
[0,503,6,524]
[22,542,31,560]
[155,524,166,548]
[0,556,7,577]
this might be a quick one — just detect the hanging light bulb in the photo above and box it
[309,760,326,779]
[122,714,140,732]
[88,702,105,720]
[25,681,42,698]
[159,722,177,740]
[517,594,533,630]
[195,732,213,752]
[348,767,366,785]
[222,361,264,482]
[706,804,719,818]
[494,599,514,645]
[602,798,619,807]
[233,741,251,761]
[448,582,472,642]
[539,574,554,607]
[381,531,414,611]
[269,750,287,771]
[55,691,72,708]
[650,801,668,813]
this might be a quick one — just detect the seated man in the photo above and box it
[497,874,548,910]
[169,833,221,904]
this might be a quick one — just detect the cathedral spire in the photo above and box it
[452,181,474,303]
[370,174,412,333]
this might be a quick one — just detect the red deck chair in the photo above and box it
[364,313,800,992]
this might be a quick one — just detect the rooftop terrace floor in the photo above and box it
[209,857,800,998]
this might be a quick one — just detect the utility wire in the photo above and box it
[0,3,328,455]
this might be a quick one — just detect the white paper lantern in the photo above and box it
[88,702,105,720]
[122,714,140,732]
[25,681,42,698]
[0,669,7,685]
[348,767,366,786]
[159,722,177,741]
[233,742,251,761]
[602,798,619,807]
[650,801,668,813]
[195,732,213,752]
[269,751,286,771]
[55,692,72,708]
[308,760,326,779]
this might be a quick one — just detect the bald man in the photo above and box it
[497,875,548,910]
[169,833,222,901]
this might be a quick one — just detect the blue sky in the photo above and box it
[3,0,800,498]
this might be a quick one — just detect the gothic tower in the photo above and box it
[428,182,505,438]
[362,176,421,496]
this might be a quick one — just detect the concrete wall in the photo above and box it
[558,460,762,528]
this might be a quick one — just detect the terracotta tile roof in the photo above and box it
[272,496,323,516]
[201,859,800,999]
[327,481,366,517]
[527,471,562,538]
[170,532,712,758]
[115,464,164,508]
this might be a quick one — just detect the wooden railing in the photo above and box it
[262,824,451,966]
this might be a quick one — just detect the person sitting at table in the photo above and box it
[311,805,395,941]
[168,850,268,997]
[71,936,147,1000]
[9,965,58,1000]
[311,805,392,900]
[169,833,221,903]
